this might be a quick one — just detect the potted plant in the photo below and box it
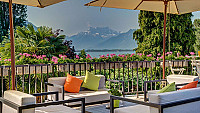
[108,89,122,108]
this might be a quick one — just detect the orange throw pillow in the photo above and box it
[179,81,198,90]
[64,74,83,93]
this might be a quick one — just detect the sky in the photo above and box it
[27,0,200,36]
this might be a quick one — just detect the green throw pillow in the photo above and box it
[157,82,176,94]
[82,72,101,91]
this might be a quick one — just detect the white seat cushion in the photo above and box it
[48,88,110,105]
[167,75,199,84]
[115,105,150,113]
[147,90,160,98]
[36,105,80,113]
[149,87,200,113]
[3,90,36,113]
[65,88,110,105]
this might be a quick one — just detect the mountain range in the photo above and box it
[66,27,138,50]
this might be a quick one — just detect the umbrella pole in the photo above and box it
[9,0,15,90]
[163,1,168,79]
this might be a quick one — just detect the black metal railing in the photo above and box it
[0,60,193,97]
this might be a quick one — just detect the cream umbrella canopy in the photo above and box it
[85,0,200,79]
[1,0,67,90]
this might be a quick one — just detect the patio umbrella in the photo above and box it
[85,0,200,79]
[1,0,67,90]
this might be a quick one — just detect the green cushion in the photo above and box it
[157,82,176,93]
[82,72,101,91]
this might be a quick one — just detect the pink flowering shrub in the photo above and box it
[0,52,195,65]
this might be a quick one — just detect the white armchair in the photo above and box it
[0,90,85,113]
[111,87,200,113]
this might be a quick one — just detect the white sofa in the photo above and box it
[144,75,199,101]
[0,90,84,113]
[167,74,199,85]
[113,87,200,113]
[46,75,111,106]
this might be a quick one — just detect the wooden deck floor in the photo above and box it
[78,95,145,113]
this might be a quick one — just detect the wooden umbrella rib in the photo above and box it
[134,0,143,10]
[100,0,108,11]
[85,0,100,6]
[174,1,179,14]
[37,0,44,8]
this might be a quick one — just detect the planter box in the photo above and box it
[16,65,53,75]
[160,61,189,67]
[160,62,170,67]
[58,64,89,72]
[172,61,188,67]
[129,62,156,68]
[104,63,124,69]
[0,68,9,76]
[93,63,104,70]
[104,63,114,69]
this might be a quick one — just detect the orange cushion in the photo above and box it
[64,74,83,93]
[179,81,198,90]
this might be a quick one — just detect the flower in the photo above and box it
[169,52,173,54]
[19,53,23,56]
[4,59,7,61]
[100,55,105,58]
[32,54,37,57]
[23,53,29,56]
[76,55,80,59]
[26,54,31,57]
[147,54,152,57]
[8,59,11,61]
[190,52,195,55]
[42,55,46,58]
[86,54,92,59]
[177,53,180,57]
[130,53,135,57]
[107,54,109,56]
[59,54,62,57]
[157,53,161,56]
[110,54,116,58]
[137,53,142,56]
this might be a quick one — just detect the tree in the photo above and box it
[79,49,87,58]
[0,24,68,58]
[133,11,196,56]
[194,19,200,52]
[0,2,27,41]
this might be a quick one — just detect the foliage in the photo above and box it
[194,19,200,51]
[79,49,87,58]
[108,89,122,96]
[0,24,67,58]
[133,11,196,56]
[0,2,27,41]
[0,52,195,66]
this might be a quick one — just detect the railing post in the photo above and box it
[110,96,114,113]
[81,98,85,113]
[136,61,139,98]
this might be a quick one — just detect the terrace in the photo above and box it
[0,54,199,113]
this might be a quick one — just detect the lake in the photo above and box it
[75,51,135,58]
